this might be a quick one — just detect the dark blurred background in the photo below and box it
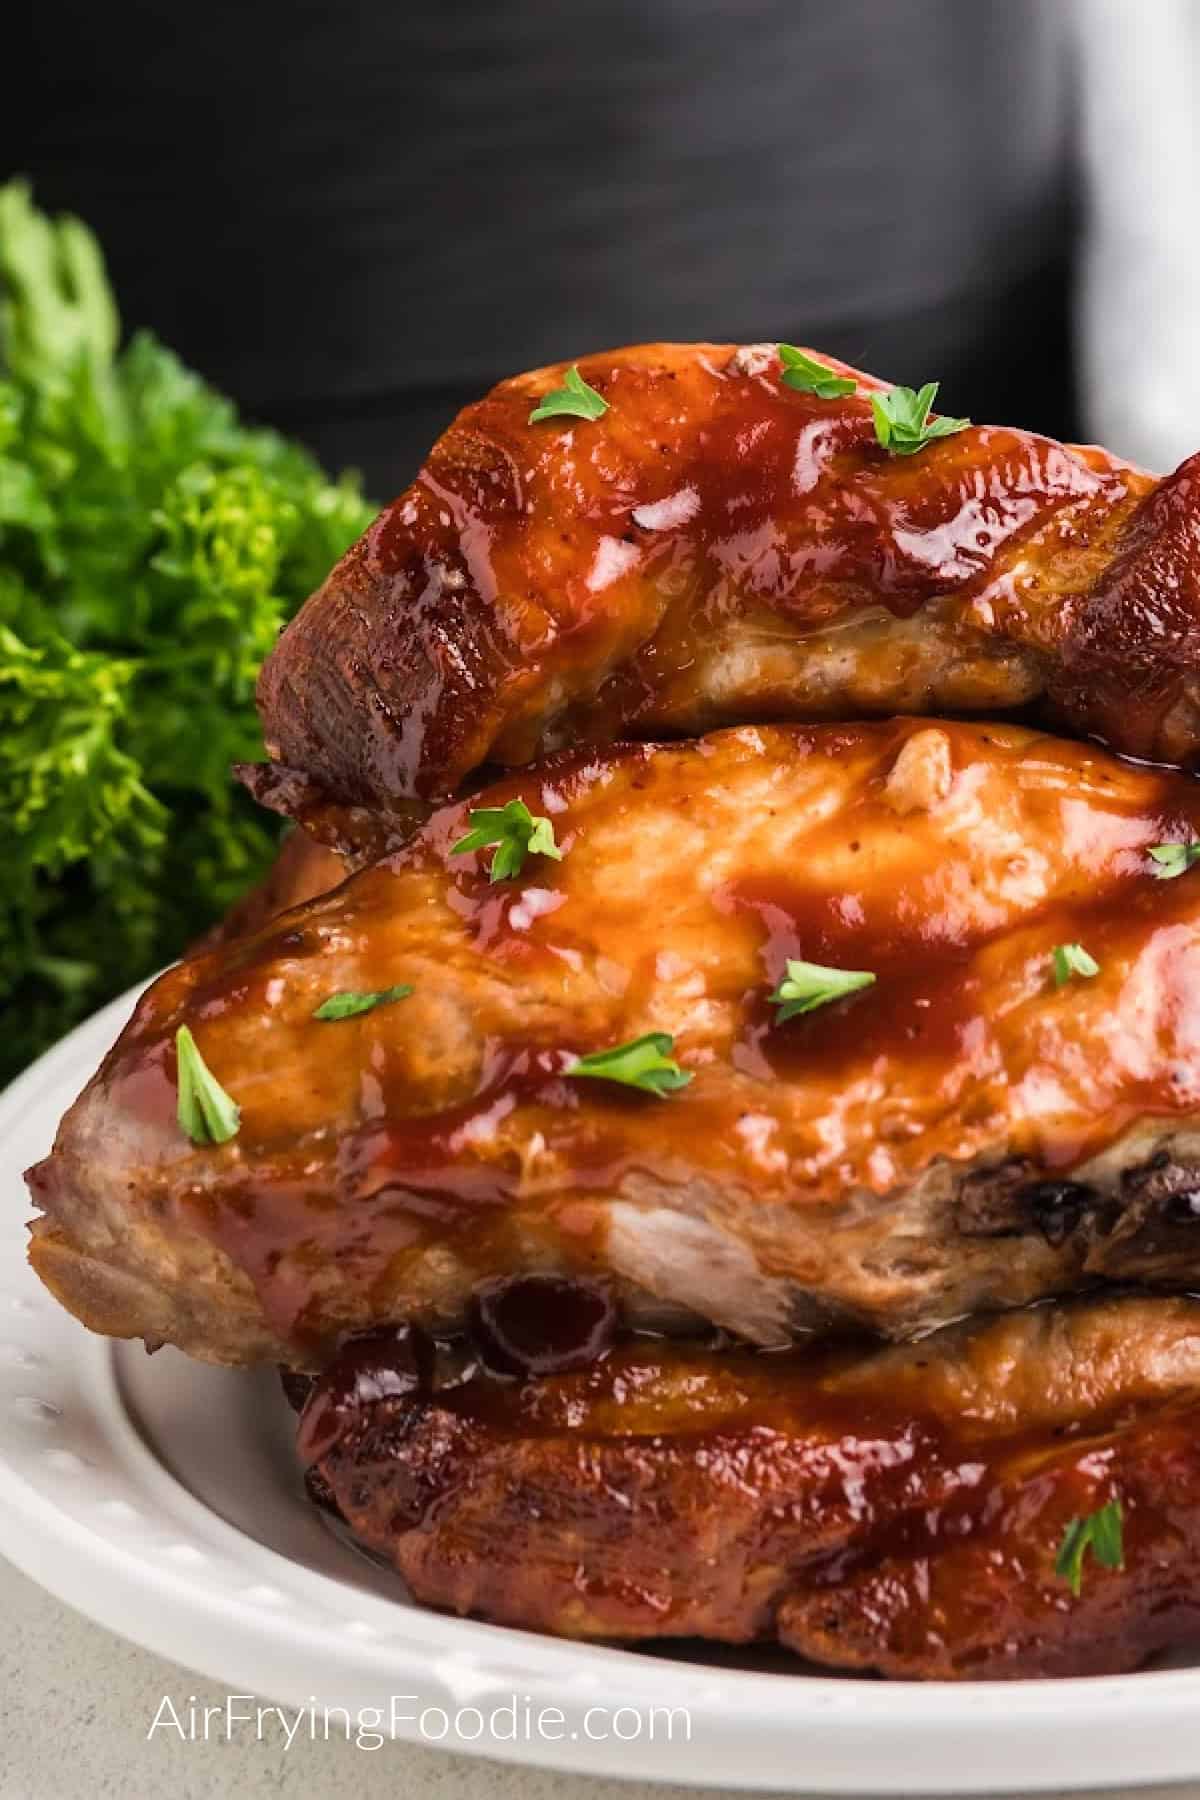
[8,0,1078,497]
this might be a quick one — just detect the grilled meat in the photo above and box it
[192,829,347,953]
[243,342,1200,856]
[28,718,1200,1368]
[304,1294,1200,1680]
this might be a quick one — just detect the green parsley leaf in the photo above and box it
[870,381,969,457]
[1149,842,1200,879]
[313,983,413,1021]
[770,959,877,1022]
[0,180,374,1085]
[777,345,857,400]
[1053,942,1100,987]
[175,1025,240,1145]
[1054,1498,1124,1597]
[565,1031,692,1096]
[528,364,608,424]
[451,799,563,883]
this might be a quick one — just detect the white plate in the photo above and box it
[6,991,1200,1792]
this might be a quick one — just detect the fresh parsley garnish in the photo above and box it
[1053,943,1100,987]
[1055,1499,1124,1597]
[565,1032,692,1096]
[777,345,856,399]
[770,959,877,1022]
[451,799,563,883]
[0,181,374,1087]
[870,382,969,457]
[313,984,413,1021]
[175,1025,240,1145]
[528,365,608,424]
[1149,842,1200,879]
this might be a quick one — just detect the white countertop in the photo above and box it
[0,1553,1196,1800]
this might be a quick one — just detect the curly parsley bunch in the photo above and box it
[0,181,375,1081]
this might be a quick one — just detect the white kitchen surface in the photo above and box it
[2,1553,1197,1800]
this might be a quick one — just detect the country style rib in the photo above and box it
[26,720,1200,1368]
[243,342,1200,854]
[303,1296,1200,1679]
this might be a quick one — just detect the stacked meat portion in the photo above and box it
[26,343,1200,1678]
